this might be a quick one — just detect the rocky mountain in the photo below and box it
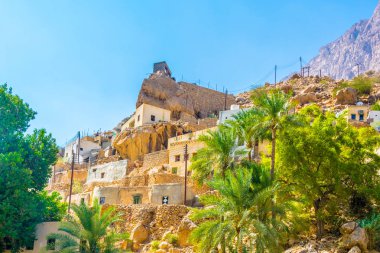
[308,1,380,80]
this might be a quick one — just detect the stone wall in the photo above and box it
[115,204,189,240]
[142,150,169,169]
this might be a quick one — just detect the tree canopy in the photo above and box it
[0,84,60,252]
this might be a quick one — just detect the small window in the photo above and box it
[137,115,140,121]
[175,155,180,162]
[351,114,356,120]
[133,195,142,204]
[99,197,106,205]
[162,196,169,205]
[47,238,56,250]
[80,198,85,204]
[359,114,364,121]
[80,147,83,151]
[92,169,96,173]
[187,170,192,176]
[151,115,156,121]
[172,167,178,174]
[101,172,105,178]
[192,152,197,158]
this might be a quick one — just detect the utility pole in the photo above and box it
[184,144,188,206]
[68,149,75,213]
[356,64,360,76]
[300,57,303,76]
[77,131,81,166]
[320,69,322,78]
[224,89,228,110]
[307,66,310,77]
[274,65,277,85]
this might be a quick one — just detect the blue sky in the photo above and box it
[0,0,377,145]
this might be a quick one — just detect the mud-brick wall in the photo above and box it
[142,150,169,169]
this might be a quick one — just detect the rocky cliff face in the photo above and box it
[113,122,196,162]
[308,1,380,80]
[136,74,235,121]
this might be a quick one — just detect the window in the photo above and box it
[80,198,85,204]
[99,197,106,205]
[80,147,83,151]
[133,195,142,204]
[187,170,192,176]
[92,169,96,173]
[172,167,178,174]
[137,115,140,121]
[192,152,197,158]
[101,172,105,179]
[359,114,364,121]
[151,115,156,121]
[351,114,356,120]
[47,238,56,250]
[162,196,169,204]
[175,155,180,162]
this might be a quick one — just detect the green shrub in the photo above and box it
[333,76,374,96]
[359,213,380,250]
[150,240,160,250]
[371,103,380,111]
[351,76,373,95]
[163,233,179,246]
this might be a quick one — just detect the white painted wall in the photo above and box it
[368,111,380,122]
[218,106,249,125]
[121,103,171,131]
[87,160,128,183]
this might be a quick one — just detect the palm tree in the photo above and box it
[190,164,284,253]
[190,127,242,182]
[47,200,128,253]
[224,108,267,161]
[251,89,293,180]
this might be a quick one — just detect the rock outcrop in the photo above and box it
[336,87,357,105]
[113,122,194,161]
[307,2,380,79]
[136,74,235,121]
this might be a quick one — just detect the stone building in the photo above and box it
[121,103,171,131]
[347,105,369,123]
[168,127,217,176]
[153,61,172,78]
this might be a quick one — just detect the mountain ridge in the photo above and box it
[307,1,380,80]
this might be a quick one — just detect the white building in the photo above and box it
[121,103,171,131]
[86,160,128,184]
[218,104,249,125]
[368,111,380,122]
[64,137,101,164]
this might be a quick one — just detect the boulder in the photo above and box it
[169,248,181,253]
[341,226,368,251]
[336,87,357,105]
[159,241,170,250]
[177,217,197,247]
[131,223,149,244]
[293,93,318,106]
[348,246,361,253]
[340,222,358,235]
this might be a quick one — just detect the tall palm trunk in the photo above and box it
[270,128,276,181]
